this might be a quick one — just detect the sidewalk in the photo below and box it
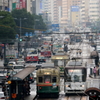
[89,74,100,79]
[24,91,36,100]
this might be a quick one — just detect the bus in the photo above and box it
[25,49,38,63]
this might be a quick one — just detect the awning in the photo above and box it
[10,66,35,80]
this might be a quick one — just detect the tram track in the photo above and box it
[33,95,89,100]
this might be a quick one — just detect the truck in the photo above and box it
[6,49,17,59]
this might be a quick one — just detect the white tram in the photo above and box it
[64,60,87,94]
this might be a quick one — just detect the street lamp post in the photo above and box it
[0,16,7,66]
[14,18,27,57]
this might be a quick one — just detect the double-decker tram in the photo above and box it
[36,65,60,97]
[64,60,87,95]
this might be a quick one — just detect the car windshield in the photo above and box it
[18,59,24,61]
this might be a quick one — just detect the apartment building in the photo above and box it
[89,0,100,21]
[0,0,9,11]
[61,0,81,32]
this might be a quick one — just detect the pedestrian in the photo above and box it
[1,54,3,61]
[93,67,97,78]
[95,55,99,67]
[76,50,78,55]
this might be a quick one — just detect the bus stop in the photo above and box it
[7,65,35,100]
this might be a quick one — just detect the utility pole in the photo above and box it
[14,18,27,58]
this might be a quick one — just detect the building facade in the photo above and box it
[89,0,100,21]
[0,0,9,11]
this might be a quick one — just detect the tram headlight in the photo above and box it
[66,85,70,87]
[81,85,84,87]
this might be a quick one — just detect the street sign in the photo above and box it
[29,32,33,37]
[52,24,59,31]
[25,32,28,37]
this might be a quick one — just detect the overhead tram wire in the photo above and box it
[64,40,95,99]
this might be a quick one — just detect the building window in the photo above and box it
[0,6,2,10]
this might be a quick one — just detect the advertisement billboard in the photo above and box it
[71,6,79,12]
[12,0,26,10]
[19,0,26,9]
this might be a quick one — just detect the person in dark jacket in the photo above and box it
[95,55,99,67]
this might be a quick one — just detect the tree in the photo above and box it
[11,9,34,36]
[11,9,47,36]
[34,14,47,30]
[0,11,16,40]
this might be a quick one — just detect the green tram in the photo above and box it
[36,67,60,97]
[51,52,69,77]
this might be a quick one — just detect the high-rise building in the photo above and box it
[40,0,62,32]
[89,0,100,21]
[0,0,9,11]
[61,0,81,32]
[79,0,90,27]
[79,0,100,28]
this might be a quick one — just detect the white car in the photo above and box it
[16,59,25,66]
[0,92,9,100]
[32,70,37,79]
[8,61,16,66]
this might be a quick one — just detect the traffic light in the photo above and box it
[19,38,22,42]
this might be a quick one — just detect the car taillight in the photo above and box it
[6,76,8,78]
[0,97,5,99]
[30,77,33,79]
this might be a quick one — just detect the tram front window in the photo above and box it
[55,60,65,66]
[67,69,83,82]
[52,77,56,82]
[44,75,51,83]
[39,77,43,83]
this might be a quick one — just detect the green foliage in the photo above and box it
[34,14,47,30]
[11,9,34,35]
[11,9,47,36]
[0,11,16,40]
